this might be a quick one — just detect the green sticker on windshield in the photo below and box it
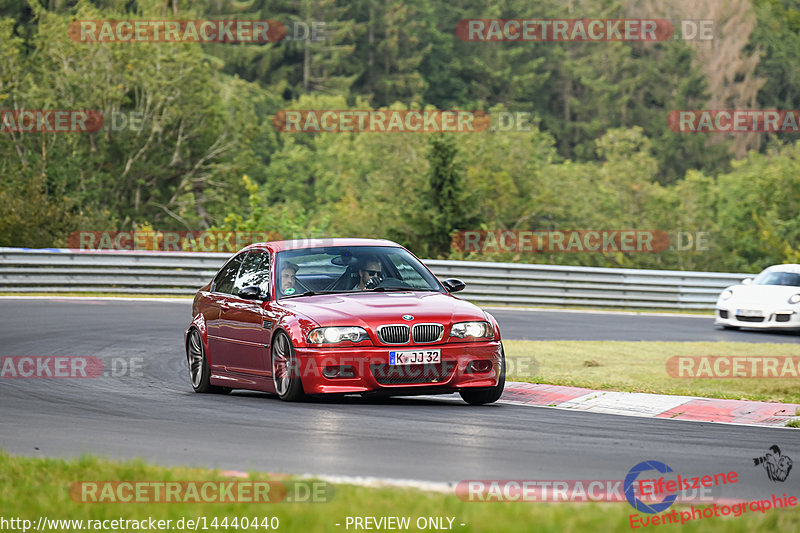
[283,287,295,295]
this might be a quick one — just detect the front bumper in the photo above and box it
[293,340,503,395]
[715,307,800,330]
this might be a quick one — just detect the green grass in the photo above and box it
[505,341,800,404]
[1,452,797,533]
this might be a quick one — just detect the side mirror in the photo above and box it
[442,278,466,293]
[741,278,753,286]
[238,285,265,300]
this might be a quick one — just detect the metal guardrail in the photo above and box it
[0,248,224,295]
[424,260,746,310]
[0,248,748,309]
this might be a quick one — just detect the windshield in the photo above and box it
[752,270,800,287]
[275,246,443,298]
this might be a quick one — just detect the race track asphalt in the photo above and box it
[0,299,797,502]
[485,307,800,343]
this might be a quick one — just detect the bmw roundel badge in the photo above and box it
[402,314,414,321]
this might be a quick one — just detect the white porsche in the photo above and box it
[715,264,800,331]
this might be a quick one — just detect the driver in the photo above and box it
[355,256,382,290]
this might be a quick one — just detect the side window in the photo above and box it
[234,251,270,297]
[213,254,244,295]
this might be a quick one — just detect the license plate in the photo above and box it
[737,309,763,317]
[389,349,441,365]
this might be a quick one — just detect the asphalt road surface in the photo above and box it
[0,299,797,502]
[486,307,800,343]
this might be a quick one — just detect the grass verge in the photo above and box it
[1,452,798,533]
[505,341,800,404]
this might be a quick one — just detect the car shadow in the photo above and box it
[229,390,499,407]
[720,327,800,339]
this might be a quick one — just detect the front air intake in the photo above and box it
[412,323,444,343]
[377,324,410,344]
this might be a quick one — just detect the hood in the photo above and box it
[277,291,487,328]
[722,284,800,306]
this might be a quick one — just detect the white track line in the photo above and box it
[220,469,454,493]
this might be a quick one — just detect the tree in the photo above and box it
[632,0,766,158]
[715,141,800,271]
[348,0,435,106]
[750,0,800,148]
[422,134,476,257]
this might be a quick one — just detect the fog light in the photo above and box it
[466,360,492,374]
[322,365,356,379]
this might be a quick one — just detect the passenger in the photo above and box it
[280,261,301,295]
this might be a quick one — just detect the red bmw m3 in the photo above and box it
[185,238,505,404]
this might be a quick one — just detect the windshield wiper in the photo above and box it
[282,290,350,298]
[368,287,438,292]
[283,288,438,297]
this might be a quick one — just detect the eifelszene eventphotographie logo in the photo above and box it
[625,461,678,514]
[624,460,737,514]
[753,445,792,482]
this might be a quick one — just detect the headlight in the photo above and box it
[307,327,369,344]
[789,294,800,304]
[721,289,733,300]
[450,321,493,339]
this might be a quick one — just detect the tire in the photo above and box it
[186,328,231,394]
[459,346,506,405]
[271,331,307,402]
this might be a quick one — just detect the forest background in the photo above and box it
[2,0,799,273]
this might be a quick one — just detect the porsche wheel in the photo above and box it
[186,329,231,394]
[271,331,306,401]
[459,346,506,405]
